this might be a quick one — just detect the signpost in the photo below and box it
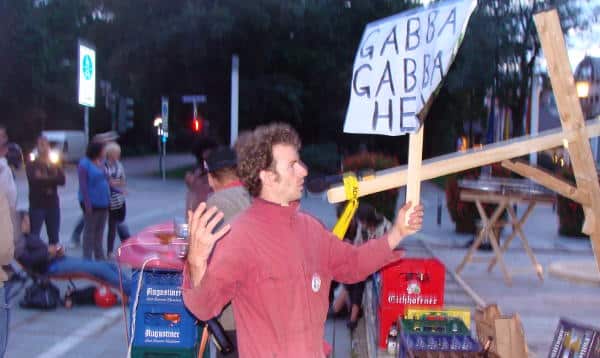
[78,40,96,140]
[161,97,169,135]
[158,97,169,181]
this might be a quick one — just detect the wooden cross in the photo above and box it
[327,9,600,272]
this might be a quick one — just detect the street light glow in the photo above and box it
[576,81,590,99]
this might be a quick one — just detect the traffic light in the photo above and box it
[192,116,203,133]
[118,97,134,133]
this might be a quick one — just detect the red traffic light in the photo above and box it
[192,117,203,133]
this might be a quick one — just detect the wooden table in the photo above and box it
[455,178,554,286]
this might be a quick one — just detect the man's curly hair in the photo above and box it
[235,123,301,197]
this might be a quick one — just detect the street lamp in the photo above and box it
[576,80,590,99]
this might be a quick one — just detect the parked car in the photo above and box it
[29,130,87,163]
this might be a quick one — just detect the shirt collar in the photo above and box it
[216,180,244,191]
[252,197,300,220]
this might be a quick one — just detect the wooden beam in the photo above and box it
[501,160,591,206]
[327,120,600,203]
[534,10,600,269]
[406,125,424,221]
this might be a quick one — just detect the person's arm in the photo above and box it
[325,202,423,284]
[0,195,14,266]
[78,164,92,212]
[53,165,66,186]
[182,203,241,321]
[26,162,65,186]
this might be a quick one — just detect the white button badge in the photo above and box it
[311,273,321,293]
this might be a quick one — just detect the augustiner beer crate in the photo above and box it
[378,258,445,348]
[130,304,199,349]
[131,343,209,358]
[131,269,183,306]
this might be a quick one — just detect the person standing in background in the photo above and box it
[104,142,130,258]
[69,131,119,249]
[185,138,216,218]
[203,146,252,357]
[78,142,109,260]
[0,125,16,358]
[26,135,65,245]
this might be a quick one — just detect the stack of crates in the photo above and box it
[129,269,205,358]
[396,316,482,357]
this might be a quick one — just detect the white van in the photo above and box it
[39,130,87,163]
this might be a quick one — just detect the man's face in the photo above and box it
[37,136,50,155]
[265,144,308,204]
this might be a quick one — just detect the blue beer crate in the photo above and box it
[131,345,209,358]
[131,269,184,306]
[130,304,199,349]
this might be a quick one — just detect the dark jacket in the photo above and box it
[26,159,65,208]
[16,233,51,274]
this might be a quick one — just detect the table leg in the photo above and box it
[507,203,544,281]
[456,205,489,274]
[478,201,512,285]
[488,202,516,270]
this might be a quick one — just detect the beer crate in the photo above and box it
[130,304,199,349]
[131,269,183,306]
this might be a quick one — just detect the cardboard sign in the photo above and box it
[344,0,476,136]
[548,318,600,358]
[473,304,528,358]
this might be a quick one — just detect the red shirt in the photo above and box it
[182,198,403,357]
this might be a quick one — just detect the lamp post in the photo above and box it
[576,79,597,163]
[153,117,165,180]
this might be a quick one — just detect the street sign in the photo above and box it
[161,96,169,134]
[78,41,96,108]
[181,94,207,103]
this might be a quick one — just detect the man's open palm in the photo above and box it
[187,203,230,268]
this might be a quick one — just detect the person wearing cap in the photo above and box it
[185,139,217,218]
[183,123,424,357]
[204,146,251,357]
[205,146,251,227]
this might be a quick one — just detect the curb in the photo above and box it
[548,260,600,285]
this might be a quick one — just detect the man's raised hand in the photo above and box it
[187,203,231,270]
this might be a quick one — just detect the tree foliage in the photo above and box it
[0,0,587,157]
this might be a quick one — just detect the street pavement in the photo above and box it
[7,154,195,358]
[410,181,600,357]
[6,154,600,357]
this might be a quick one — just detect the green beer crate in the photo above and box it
[401,317,471,336]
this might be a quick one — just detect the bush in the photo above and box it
[301,143,340,175]
[342,152,399,220]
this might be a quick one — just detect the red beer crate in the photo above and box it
[378,258,445,349]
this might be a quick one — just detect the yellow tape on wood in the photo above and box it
[332,173,359,240]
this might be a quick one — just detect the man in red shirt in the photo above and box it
[183,123,423,357]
